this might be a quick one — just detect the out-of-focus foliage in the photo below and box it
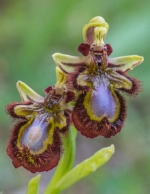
[53,145,114,193]
[27,174,41,194]
[0,0,150,194]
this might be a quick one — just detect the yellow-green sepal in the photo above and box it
[108,55,144,72]
[52,53,89,73]
[17,81,44,103]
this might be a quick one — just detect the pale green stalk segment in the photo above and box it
[55,145,115,191]
[26,174,41,194]
[44,127,77,194]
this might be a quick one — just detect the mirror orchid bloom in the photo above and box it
[6,81,71,173]
[53,16,144,138]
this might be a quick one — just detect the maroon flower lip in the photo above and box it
[6,119,61,173]
[72,89,126,138]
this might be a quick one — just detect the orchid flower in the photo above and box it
[6,81,72,173]
[53,16,144,138]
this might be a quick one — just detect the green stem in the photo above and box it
[44,126,77,194]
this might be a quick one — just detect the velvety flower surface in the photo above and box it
[6,81,71,173]
[53,16,144,138]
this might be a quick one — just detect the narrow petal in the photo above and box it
[116,71,142,96]
[6,116,61,173]
[6,102,34,119]
[17,81,44,103]
[106,70,133,90]
[66,66,89,91]
[108,55,144,72]
[52,53,89,74]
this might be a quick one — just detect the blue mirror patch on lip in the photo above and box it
[21,117,48,152]
[91,83,117,119]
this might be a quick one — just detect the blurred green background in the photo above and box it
[0,0,150,193]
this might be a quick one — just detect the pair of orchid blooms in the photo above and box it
[6,16,144,173]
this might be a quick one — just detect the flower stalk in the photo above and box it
[44,127,77,194]
[27,130,114,194]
